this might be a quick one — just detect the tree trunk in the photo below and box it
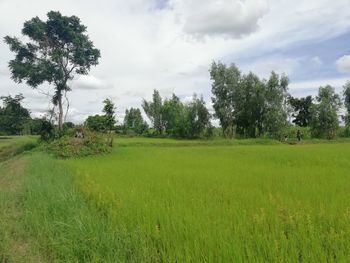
[58,90,64,133]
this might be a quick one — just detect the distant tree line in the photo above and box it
[210,62,289,138]
[141,91,212,138]
[210,62,350,140]
[0,94,55,138]
[2,62,350,140]
[85,91,212,139]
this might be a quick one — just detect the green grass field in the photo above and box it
[1,137,350,262]
[66,138,350,262]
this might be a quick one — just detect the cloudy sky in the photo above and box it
[0,0,350,123]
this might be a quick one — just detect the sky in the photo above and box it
[0,0,350,123]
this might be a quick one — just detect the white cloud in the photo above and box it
[72,75,113,90]
[0,0,350,122]
[336,55,350,73]
[311,56,323,67]
[241,57,301,78]
[176,0,269,38]
[289,77,348,95]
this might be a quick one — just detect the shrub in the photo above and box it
[44,131,112,158]
[279,126,311,140]
[337,126,350,138]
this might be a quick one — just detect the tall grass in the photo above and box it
[67,142,350,262]
[2,138,350,262]
[1,153,154,262]
[0,136,37,162]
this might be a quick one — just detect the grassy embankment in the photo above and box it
[0,136,37,162]
[1,136,350,262]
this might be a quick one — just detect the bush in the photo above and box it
[260,126,311,141]
[44,131,112,158]
[337,126,350,138]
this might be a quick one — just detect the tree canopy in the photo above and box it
[210,62,289,138]
[343,81,350,126]
[288,96,313,127]
[142,91,212,138]
[102,98,116,132]
[142,90,165,135]
[85,98,116,133]
[0,94,30,135]
[4,11,100,132]
[123,108,148,135]
[310,85,341,139]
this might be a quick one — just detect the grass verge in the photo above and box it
[0,152,153,262]
[0,136,37,162]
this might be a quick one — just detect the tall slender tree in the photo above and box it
[123,108,148,134]
[162,94,188,137]
[142,90,165,134]
[211,62,290,138]
[210,62,239,138]
[186,94,211,138]
[102,98,116,132]
[310,85,341,139]
[4,11,100,132]
[263,71,289,136]
[343,81,350,126]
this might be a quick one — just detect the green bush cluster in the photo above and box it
[44,132,112,158]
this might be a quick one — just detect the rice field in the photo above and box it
[64,138,350,262]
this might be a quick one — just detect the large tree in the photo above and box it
[263,71,289,136]
[85,115,108,132]
[102,98,116,132]
[288,95,313,127]
[234,72,265,137]
[210,62,239,138]
[4,11,100,132]
[142,91,212,139]
[162,94,187,137]
[123,108,148,135]
[186,94,211,138]
[310,85,341,139]
[0,94,30,135]
[210,62,289,138]
[343,81,350,126]
[85,98,116,133]
[142,90,165,135]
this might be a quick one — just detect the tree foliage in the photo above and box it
[263,71,289,136]
[85,115,108,132]
[186,95,212,138]
[4,11,100,132]
[288,96,313,127]
[310,85,341,139]
[162,94,187,137]
[210,62,237,137]
[85,99,116,133]
[123,108,148,135]
[102,98,116,131]
[142,91,212,138]
[142,90,165,135]
[0,94,30,135]
[210,62,289,138]
[343,81,350,126]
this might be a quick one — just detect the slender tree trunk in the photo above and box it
[57,90,64,133]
